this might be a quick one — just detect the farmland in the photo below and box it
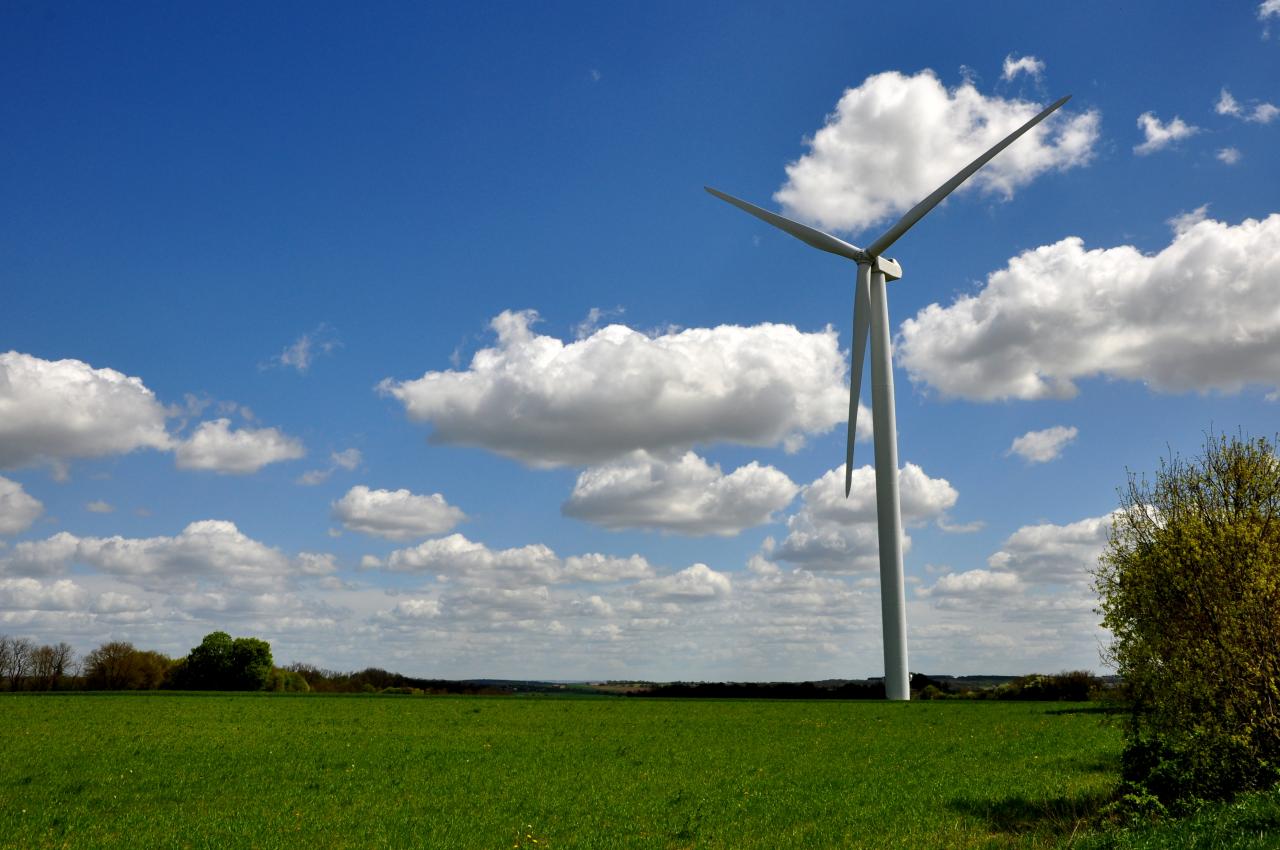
[0,693,1131,849]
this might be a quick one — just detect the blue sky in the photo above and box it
[2,2,1279,679]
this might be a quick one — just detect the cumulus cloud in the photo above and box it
[563,451,798,536]
[85,500,114,514]
[0,532,80,577]
[0,577,88,611]
[1134,112,1199,155]
[561,553,655,582]
[1001,54,1045,82]
[332,485,466,540]
[174,419,305,474]
[378,598,442,621]
[898,211,1280,399]
[916,568,1021,601]
[772,70,1098,234]
[1217,87,1279,124]
[380,310,853,466]
[0,520,317,591]
[1007,425,1078,463]
[769,463,958,572]
[383,533,563,586]
[0,352,171,470]
[1217,147,1242,165]
[632,563,732,602]
[987,512,1115,584]
[0,476,43,535]
[379,533,660,590]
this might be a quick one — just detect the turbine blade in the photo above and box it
[846,264,872,497]
[865,95,1072,258]
[705,186,866,263]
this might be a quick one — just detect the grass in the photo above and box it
[0,693,1127,849]
[1075,789,1280,849]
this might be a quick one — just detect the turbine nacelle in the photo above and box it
[871,255,902,282]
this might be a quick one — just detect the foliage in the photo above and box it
[1079,786,1280,850]
[0,695,1118,849]
[1095,433,1280,808]
[177,632,273,691]
[83,642,171,690]
[284,663,503,695]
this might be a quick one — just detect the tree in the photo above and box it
[1095,433,1280,807]
[83,641,171,690]
[182,631,234,688]
[180,631,273,690]
[28,642,74,690]
[229,636,272,691]
[0,636,34,690]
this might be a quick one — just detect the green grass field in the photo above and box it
[0,693,1131,849]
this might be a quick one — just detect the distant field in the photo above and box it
[0,694,1122,849]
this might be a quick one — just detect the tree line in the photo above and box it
[629,671,1106,701]
[0,631,307,693]
[0,632,501,695]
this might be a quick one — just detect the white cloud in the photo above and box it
[573,306,624,339]
[332,485,466,540]
[632,563,732,602]
[1265,0,1280,36]
[380,598,441,621]
[1217,147,1242,165]
[1215,87,1242,117]
[562,450,798,536]
[1214,87,1278,124]
[85,500,115,514]
[92,590,150,615]
[0,476,43,535]
[917,568,1022,600]
[267,324,340,373]
[174,419,305,474]
[384,533,563,586]
[296,553,339,576]
[0,352,171,470]
[0,520,317,591]
[898,211,1280,399]
[987,512,1115,584]
[1007,425,1078,463]
[0,532,80,577]
[773,70,1098,234]
[380,310,852,466]
[332,449,362,470]
[769,463,958,572]
[1001,54,1045,82]
[380,533,658,589]
[1134,112,1199,155]
[561,553,655,582]
[439,584,554,621]
[297,448,363,486]
[0,577,88,611]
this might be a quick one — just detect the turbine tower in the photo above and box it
[707,95,1070,700]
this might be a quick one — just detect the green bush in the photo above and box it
[1095,433,1280,809]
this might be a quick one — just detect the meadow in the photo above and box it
[0,693,1136,849]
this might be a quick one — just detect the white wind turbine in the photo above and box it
[707,95,1070,700]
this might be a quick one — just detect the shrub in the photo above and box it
[1095,433,1280,808]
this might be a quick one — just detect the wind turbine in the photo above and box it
[707,94,1070,700]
